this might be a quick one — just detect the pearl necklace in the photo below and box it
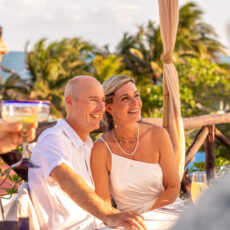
[112,124,139,156]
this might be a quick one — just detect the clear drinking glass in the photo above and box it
[1,100,50,175]
[191,172,208,204]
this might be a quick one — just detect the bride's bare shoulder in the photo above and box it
[92,131,112,153]
[139,122,167,137]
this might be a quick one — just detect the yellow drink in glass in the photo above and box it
[191,181,207,203]
[2,113,49,136]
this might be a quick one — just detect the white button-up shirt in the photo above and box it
[28,119,99,230]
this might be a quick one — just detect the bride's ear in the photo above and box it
[105,104,113,114]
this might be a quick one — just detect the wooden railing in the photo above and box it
[144,113,230,195]
[1,113,230,195]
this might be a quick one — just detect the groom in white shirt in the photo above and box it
[28,76,146,230]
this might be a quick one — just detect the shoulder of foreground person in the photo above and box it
[171,173,230,230]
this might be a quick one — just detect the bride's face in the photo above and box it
[106,82,142,124]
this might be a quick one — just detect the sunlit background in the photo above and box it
[0,0,229,53]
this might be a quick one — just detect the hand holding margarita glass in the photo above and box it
[1,100,50,176]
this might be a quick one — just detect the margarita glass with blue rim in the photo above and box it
[1,100,50,175]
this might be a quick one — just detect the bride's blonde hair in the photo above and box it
[102,75,135,130]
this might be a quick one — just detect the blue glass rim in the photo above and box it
[1,100,50,106]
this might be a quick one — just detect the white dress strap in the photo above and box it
[98,136,113,155]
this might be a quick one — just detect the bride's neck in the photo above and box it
[113,123,138,141]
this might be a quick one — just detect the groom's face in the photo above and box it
[70,78,105,135]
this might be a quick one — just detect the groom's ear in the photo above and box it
[105,104,112,114]
[65,96,73,108]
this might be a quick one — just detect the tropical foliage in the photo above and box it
[177,57,230,117]
[0,72,30,100]
[177,2,227,60]
[92,54,131,82]
[25,38,100,118]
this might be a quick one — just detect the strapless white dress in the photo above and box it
[98,137,183,214]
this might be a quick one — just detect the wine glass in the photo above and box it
[191,172,208,204]
[1,100,50,176]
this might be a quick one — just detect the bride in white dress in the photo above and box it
[91,75,182,216]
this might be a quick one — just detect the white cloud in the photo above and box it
[78,2,157,49]
[100,3,143,25]
[0,0,229,53]
[0,0,156,50]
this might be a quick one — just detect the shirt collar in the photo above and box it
[57,119,93,150]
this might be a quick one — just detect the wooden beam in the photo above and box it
[143,113,230,130]
[185,127,209,166]
[183,114,230,130]
[34,113,230,139]
[215,128,230,149]
[205,125,216,181]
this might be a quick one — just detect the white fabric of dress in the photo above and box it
[28,119,101,230]
[99,137,165,214]
[98,137,183,215]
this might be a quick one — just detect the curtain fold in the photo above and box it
[158,0,185,180]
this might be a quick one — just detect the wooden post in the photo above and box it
[205,125,216,181]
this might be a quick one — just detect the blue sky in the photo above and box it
[1,0,230,54]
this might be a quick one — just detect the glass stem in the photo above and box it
[22,142,29,159]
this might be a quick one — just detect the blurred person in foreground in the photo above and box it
[0,119,37,154]
[28,76,147,230]
[171,172,230,230]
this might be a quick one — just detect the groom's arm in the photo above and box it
[51,163,147,230]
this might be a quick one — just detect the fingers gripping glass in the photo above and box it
[1,100,50,176]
